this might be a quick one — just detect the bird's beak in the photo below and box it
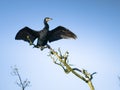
[46,18,53,22]
[47,18,52,22]
[49,18,53,20]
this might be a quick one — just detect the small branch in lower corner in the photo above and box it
[11,66,30,90]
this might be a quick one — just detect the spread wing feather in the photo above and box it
[48,26,77,42]
[15,27,39,43]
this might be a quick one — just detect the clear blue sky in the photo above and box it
[0,0,120,90]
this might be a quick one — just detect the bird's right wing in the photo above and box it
[48,26,77,42]
[15,27,39,44]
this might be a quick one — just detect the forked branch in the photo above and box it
[11,66,30,90]
[48,46,96,90]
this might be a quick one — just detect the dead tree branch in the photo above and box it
[11,66,30,90]
[47,45,96,90]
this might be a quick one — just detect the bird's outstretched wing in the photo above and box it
[15,27,39,44]
[48,26,77,42]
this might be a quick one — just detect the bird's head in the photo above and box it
[44,17,52,22]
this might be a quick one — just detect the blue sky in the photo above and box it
[0,0,120,90]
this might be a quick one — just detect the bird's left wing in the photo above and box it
[48,26,77,42]
[15,27,39,44]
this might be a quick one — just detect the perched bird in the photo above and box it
[15,17,77,50]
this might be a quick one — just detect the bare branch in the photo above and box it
[47,46,96,90]
[11,66,30,90]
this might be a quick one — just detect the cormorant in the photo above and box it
[15,17,77,50]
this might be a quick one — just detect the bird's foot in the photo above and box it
[33,44,51,51]
[39,45,51,51]
[33,45,40,48]
[33,45,47,51]
[40,46,47,51]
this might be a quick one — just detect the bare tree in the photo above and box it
[11,66,30,90]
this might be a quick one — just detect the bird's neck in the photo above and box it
[44,21,49,30]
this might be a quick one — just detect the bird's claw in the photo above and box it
[33,45,49,51]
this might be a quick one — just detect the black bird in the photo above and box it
[15,17,77,50]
